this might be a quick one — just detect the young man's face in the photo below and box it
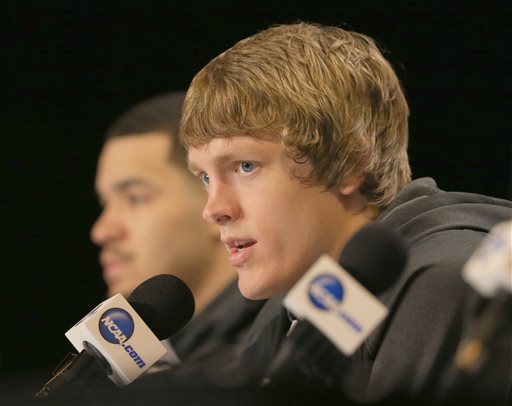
[188,135,355,300]
[91,133,217,298]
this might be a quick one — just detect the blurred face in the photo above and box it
[187,135,355,300]
[91,133,217,298]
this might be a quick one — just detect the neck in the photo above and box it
[188,246,236,316]
[332,195,382,261]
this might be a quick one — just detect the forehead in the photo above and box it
[100,133,171,166]
[98,133,178,180]
[96,133,189,189]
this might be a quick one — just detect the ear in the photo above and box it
[338,173,364,197]
[336,173,372,215]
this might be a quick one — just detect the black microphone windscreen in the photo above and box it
[339,223,407,295]
[128,274,195,339]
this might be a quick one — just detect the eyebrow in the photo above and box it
[96,177,156,200]
[112,178,155,191]
[188,152,236,174]
[187,160,201,175]
[188,146,262,174]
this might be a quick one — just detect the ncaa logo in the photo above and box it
[308,274,344,311]
[99,308,134,344]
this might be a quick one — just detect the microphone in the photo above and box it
[462,220,511,299]
[439,221,512,399]
[263,223,407,388]
[34,274,195,399]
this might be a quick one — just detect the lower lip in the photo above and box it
[229,244,256,267]
[103,261,127,276]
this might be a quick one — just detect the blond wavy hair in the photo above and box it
[180,22,411,206]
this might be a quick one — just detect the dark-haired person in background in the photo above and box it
[179,23,512,403]
[91,91,264,376]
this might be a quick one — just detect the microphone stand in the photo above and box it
[33,341,113,400]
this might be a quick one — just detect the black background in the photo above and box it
[1,0,510,389]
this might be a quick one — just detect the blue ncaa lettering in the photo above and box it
[99,308,135,344]
[123,345,146,368]
[307,273,363,333]
[308,274,344,311]
[98,308,146,368]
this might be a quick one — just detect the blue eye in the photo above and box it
[239,162,255,173]
[201,172,210,185]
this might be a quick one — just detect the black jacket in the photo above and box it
[169,279,266,378]
[222,178,512,404]
[344,178,512,403]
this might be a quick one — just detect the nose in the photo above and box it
[202,181,240,225]
[90,206,126,246]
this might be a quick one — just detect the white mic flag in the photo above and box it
[284,254,388,356]
[65,293,166,386]
[463,220,512,298]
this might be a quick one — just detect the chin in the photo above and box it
[237,280,272,300]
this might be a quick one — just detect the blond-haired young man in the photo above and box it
[180,23,512,403]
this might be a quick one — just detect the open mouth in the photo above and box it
[225,239,257,254]
[225,239,257,267]
[233,241,256,250]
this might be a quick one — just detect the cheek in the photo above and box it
[265,200,334,283]
[150,205,209,257]
[127,210,176,262]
